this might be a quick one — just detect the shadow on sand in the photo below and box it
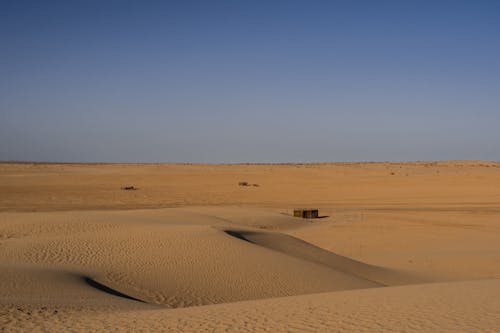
[83,277,145,303]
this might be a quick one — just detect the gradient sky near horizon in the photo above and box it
[1,1,499,163]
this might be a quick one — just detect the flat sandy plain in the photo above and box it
[1,161,499,332]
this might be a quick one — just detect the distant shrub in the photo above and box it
[121,186,138,190]
[239,181,260,187]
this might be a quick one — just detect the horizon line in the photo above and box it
[1,159,499,166]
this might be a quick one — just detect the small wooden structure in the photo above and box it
[293,209,319,219]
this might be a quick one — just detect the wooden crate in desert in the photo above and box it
[293,209,319,219]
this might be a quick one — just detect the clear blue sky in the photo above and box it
[1,1,499,162]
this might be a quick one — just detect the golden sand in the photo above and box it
[1,161,499,332]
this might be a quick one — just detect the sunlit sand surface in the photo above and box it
[1,161,499,332]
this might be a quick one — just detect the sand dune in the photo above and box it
[0,264,148,308]
[222,229,421,286]
[2,278,499,332]
[0,210,389,309]
[1,162,499,331]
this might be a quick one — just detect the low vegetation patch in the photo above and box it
[121,186,138,191]
[239,181,259,187]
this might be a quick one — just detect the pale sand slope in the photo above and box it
[1,162,500,331]
[0,209,391,309]
[2,279,499,332]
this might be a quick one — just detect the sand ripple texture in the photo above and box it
[1,162,500,332]
[1,280,499,332]
[0,210,386,309]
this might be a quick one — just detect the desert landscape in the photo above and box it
[1,161,499,332]
[3,0,500,331]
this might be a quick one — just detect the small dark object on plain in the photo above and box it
[293,209,319,219]
[121,186,138,190]
[238,181,249,186]
[252,183,260,187]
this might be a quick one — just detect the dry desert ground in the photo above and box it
[1,161,499,332]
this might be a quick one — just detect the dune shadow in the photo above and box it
[83,277,145,303]
[222,228,424,287]
[224,230,255,243]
